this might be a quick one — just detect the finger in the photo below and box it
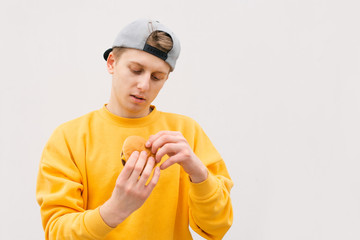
[155,142,180,162]
[137,156,155,186]
[150,135,180,155]
[160,155,182,170]
[145,167,161,193]
[118,151,139,181]
[128,151,148,182]
[146,131,180,148]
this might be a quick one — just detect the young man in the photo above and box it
[36,19,233,240]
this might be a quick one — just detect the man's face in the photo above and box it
[107,48,170,118]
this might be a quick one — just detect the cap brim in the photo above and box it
[103,48,113,61]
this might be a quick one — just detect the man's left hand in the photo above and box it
[146,131,208,183]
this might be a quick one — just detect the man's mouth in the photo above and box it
[131,95,146,101]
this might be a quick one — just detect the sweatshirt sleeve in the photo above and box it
[188,123,234,240]
[36,126,113,240]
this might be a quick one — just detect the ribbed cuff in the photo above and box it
[189,172,219,200]
[84,207,114,239]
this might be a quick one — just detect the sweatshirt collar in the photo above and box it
[98,104,160,127]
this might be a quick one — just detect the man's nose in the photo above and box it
[136,74,150,91]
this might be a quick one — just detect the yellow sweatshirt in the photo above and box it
[36,105,233,240]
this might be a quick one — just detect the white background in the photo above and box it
[1,0,360,239]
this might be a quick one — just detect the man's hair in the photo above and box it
[112,30,173,62]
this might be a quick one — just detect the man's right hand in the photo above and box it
[99,150,160,228]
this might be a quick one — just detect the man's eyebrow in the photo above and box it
[128,61,167,75]
[128,61,143,67]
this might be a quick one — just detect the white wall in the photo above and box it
[1,0,360,239]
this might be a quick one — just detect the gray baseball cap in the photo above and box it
[103,19,181,71]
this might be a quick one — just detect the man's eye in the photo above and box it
[151,75,161,81]
[131,69,142,74]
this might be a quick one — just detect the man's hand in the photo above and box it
[100,151,160,228]
[146,131,208,183]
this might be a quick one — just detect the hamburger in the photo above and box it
[121,136,155,167]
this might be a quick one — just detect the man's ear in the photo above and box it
[106,52,115,74]
[165,72,170,81]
